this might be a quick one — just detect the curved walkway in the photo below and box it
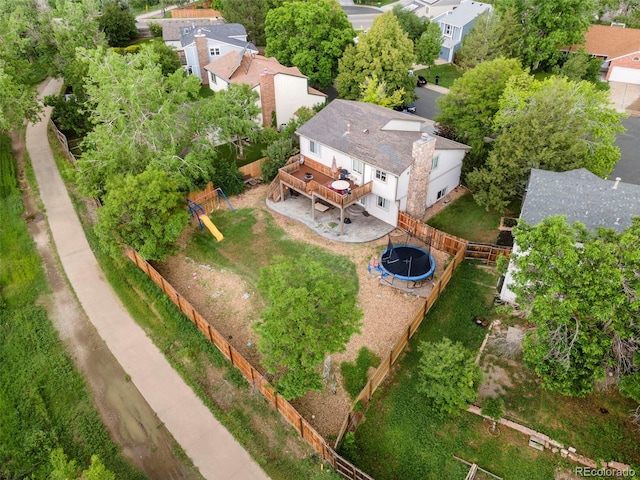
[27,78,269,480]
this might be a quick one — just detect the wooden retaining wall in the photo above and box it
[124,249,373,480]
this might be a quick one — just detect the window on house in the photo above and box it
[436,187,448,200]
[177,51,187,65]
[358,197,366,207]
[375,169,387,182]
[352,159,364,175]
[209,47,220,56]
[309,140,322,155]
[444,24,453,37]
[209,72,217,84]
[377,195,389,211]
[432,155,439,170]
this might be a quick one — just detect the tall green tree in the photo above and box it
[435,57,523,177]
[417,338,482,416]
[50,448,116,480]
[265,0,354,88]
[336,12,416,104]
[495,0,595,70]
[96,168,189,261]
[359,74,405,107]
[468,75,626,211]
[456,9,524,71]
[391,4,425,42]
[255,255,362,399]
[505,216,640,396]
[98,0,138,48]
[78,47,204,197]
[220,0,268,46]
[51,0,106,96]
[0,65,41,133]
[415,21,443,67]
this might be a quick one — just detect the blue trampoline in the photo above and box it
[380,244,436,283]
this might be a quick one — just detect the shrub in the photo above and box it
[417,338,482,417]
[261,136,296,182]
[212,156,245,196]
[148,22,163,38]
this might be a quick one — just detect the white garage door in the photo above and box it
[609,66,640,84]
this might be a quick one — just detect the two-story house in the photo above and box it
[204,52,326,127]
[178,24,258,85]
[432,0,492,62]
[268,100,470,234]
[499,168,640,303]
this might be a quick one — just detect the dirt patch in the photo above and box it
[155,183,452,439]
[13,131,202,480]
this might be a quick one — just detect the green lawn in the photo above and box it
[215,141,268,168]
[415,64,462,89]
[199,85,215,98]
[0,134,143,479]
[76,204,344,480]
[344,262,563,479]
[426,193,520,244]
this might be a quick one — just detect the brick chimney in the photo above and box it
[259,68,276,127]
[406,133,437,218]
[194,32,209,85]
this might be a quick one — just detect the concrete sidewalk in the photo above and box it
[27,78,270,480]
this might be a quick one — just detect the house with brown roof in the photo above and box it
[268,99,470,232]
[204,52,327,127]
[569,24,640,84]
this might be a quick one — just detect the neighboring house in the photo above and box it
[432,0,492,63]
[204,52,327,127]
[403,0,462,20]
[270,99,470,233]
[499,168,640,303]
[162,18,224,50]
[178,23,258,84]
[568,24,640,85]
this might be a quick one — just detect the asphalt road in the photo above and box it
[343,5,382,30]
[414,87,640,185]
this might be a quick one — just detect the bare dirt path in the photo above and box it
[12,130,202,480]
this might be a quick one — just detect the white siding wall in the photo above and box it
[185,45,199,77]
[208,73,228,92]
[273,74,325,125]
[425,149,464,206]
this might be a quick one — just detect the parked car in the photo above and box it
[393,103,417,114]
[416,75,427,86]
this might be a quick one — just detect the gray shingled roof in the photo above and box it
[296,99,470,176]
[521,168,640,233]
[180,23,254,49]
[434,0,491,26]
[162,19,223,42]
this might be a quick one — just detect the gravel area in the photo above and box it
[155,184,452,439]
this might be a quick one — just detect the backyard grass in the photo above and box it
[341,347,381,399]
[481,342,640,466]
[415,64,462,89]
[426,193,520,244]
[73,202,343,480]
[0,134,143,479]
[344,262,563,479]
[215,141,268,168]
[189,208,358,288]
[199,85,214,98]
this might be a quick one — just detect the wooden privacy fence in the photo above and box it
[124,249,374,480]
[238,157,267,179]
[335,246,467,447]
[49,119,76,164]
[170,8,221,18]
[397,211,512,264]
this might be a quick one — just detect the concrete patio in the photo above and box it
[266,193,395,243]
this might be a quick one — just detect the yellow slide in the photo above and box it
[200,215,224,242]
